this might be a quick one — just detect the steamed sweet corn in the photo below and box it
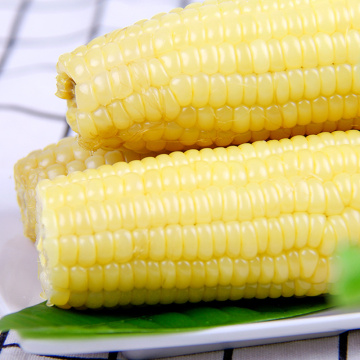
[15,137,156,242]
[56,0,360,154]
[36,130,360,309]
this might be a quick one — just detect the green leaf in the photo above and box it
[330,246,360,308]
[0,296,330,340]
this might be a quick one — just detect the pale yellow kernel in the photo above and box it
[288,250,300,279]
[190,73,210,108]
[133,260,147,288]
[75,83,99,113]
[131,229,149,261]
[113,230,133,264]
[232,106,251,133]
[257,73,274,108]
[69,265,87,292]
[329,215,350,248]
[343,208,360,246]
[221,186,238,222]
[282,281,296,298]
[210,221,225,258]
[190,261,206,288]
[288,69,304,101]
[240,221,258,260]
[123,93,145,123]
[188,288,205,303]
[160,191,180,225]
[222,3,241,37]
[242,284,257,299]
[294,213,309,250]
[324,181,345,216]
[226,221,241,258]
[103,264,120,292]
[57,205,75,236]
[197,224,213,261]
[197,106,215,131]
[94,231,113,264]
[249,39,270,74]
[158,261,175,289]
[84,291,104,309]
[319,66,336,97]
[343,94,359,119]
[268,39,286,72]
[304,68,321,100]
[118,263,134,291]
[170,74,192,107]
[146,262,161,290]
[353,65,360,93]
[319,221,337,256]
[292,178,310,212]
[258,256,274,285]
[59,235,78,267]
[68,292,87,308]
[328,95,345,122]
[265,105,283,131]
[176,261,192,289]
[199,44,218,74]
[336,64,352,95]
[247,257,261,283]
[88,264,103,292]
[49,290,70,307]
[246,183,265,219]
[308,178,326,214]
[164,224,182,261]
[311,97,329,124]
[242,75,257,107]
[192,189,210,223]
[267,218,283,256]
[307,214,326,248]
[177,191,195,225]
[300,35,317,68]
[297,100,312,125]
[109,67,132,101]
[179,225,197,261]
[281,35,302,70]
[86,178,105,202]
[273,254,289,284]
[279,214,296,250]
[235,42,253,75]
[294,279,312,296]
[314,33,334,66]
[299,248,319,279]
[87,202,108,233]
[237,187,252,221]
[49,265,69,290]
[205,259,219,287]
[131,288,146,306]
[209,74,227,108]
[260,181,279,218]
[46,164,67,180]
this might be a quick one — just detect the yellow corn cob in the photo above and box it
[36,130,360,309]
[15,136,157,242]
[56,0,360,154]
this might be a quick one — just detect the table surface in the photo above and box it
[0,0,358,359]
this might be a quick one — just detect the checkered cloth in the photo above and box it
[0,0,359,359]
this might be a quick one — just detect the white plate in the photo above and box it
[2,213,360,359]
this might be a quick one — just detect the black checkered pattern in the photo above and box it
[0,0,358,359]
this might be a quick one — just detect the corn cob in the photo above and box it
[56,0,360,154]
[15,136,157,242]
[36,130,360,309]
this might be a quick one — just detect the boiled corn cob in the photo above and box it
[36,130,360,309]
[56,0,360,154]
[15,136,156,242]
